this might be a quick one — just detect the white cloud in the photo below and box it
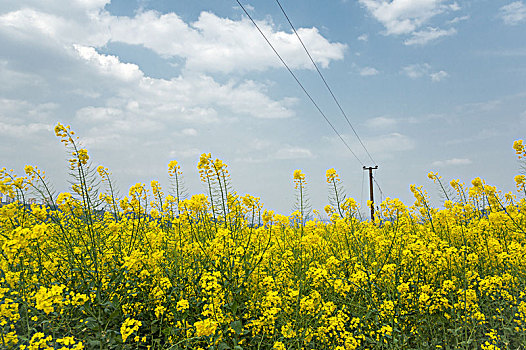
[447,15,470,24]
[232,143,315,163]
[402,63,431,79]
[365,116,397,128]
[358,33,368,41]
[81,133,124,149]
[430,70,449,82]
[402,64,448,82]
[238,4,255,12]
[359,0,459,44]
[169,148,201,159]
[0,1,393,214]
[0,121,52,138]
[75,106,123,123]
[404,27,456,46]
[445,129,501,146]
[181,128,198,136]
[431,158,472,167]
[457,99,503,114]
[0,98,58,121]
[274,146,314,160]
[499,1,526,25]
[0,7,111,47]
[0,5,346,74]
[0,98,57,138]
[0,0,342,164]
[0,61,46,91]
[364,133,416,155]
[328,132,415,160]
[360,67,379,76]
[74,45,143,82]
[448,3,461,11]
[73,47,297,121]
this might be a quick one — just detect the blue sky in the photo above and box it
[1,0,525,215]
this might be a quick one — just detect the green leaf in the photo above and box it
[218,342,231,350]
[230,320,242,335]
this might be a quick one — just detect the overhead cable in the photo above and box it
[274,0,387,200]
[360,169,365,211]
[235,0,364,167]
[374,177,384,204]
[274,0,377,166]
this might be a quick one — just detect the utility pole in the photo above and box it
[363,166,378,221]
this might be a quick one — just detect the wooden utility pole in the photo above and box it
[363,166,378,221]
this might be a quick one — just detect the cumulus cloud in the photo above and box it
[402,63,449,82]
[404,27,456,46]
[359,0,460,45]
[72,47,297,122]
[358,34,369,41]
[499,1,526,25]
[365,116,397,129]
[0,98,58,128]
[0,0,342,156]
[0,5,346,74]
[402,63,431,79]
[0,98,60,164]
[0,60,46,92]
[0,0,316,175]
[431,158,472,167]
[365,133,415,155]
[0,1,347,213]
[360,67,380,76]
[430,70,449,82]
[0,121,52,138]
[74,45,143,82]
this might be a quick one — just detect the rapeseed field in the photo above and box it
[1,124,525,349]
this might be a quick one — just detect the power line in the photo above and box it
[374,176,383,203]
[360,169,365,210]
[236,1,387,205]
[274,0,386,202]
[234,0,364,167]
[274,0,377,167]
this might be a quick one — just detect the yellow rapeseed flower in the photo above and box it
[176,299,189,312]
[293,169,305,181]
[513,139,525,158]
[194,318,217,337]
[326,168,338,183]
[273,341,286,350]
[515,175,526,191]
[121,318,142,343]
[77,149,89,165]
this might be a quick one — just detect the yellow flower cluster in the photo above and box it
[194,317,218,337]
[120,318,142,343]
[0,127,525,348]
[514,139,525,158]
[34,285,66,314]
